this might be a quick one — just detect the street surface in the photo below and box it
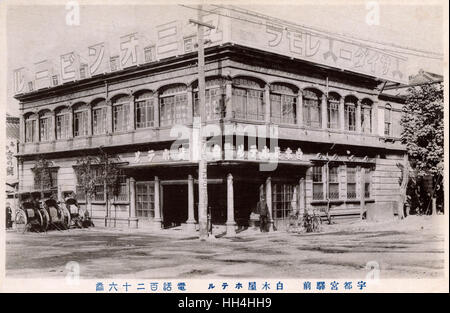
[5,215,446,279]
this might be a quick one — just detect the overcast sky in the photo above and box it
[5,0,445,116]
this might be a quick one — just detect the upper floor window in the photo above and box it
[344,96,357,131]
[56,108,70,140]
[303,89,321,128]
[25,114,37,143]
[194,78,225,120]
[232,77,265,121]
[73,103,89,137]
[39,111,52,142]
[159,85,188,127]
[384,104,392,136]
[361,99,373,134]
[327,93,340,129]
[270,83,297,125]
[112,95,130,132]
[92,99,108,135]
[135,91,154,129]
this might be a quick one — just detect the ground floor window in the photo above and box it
[364,168,372,198]
[312,166,324,200]
[272,184,295,220]
[328,166,340,199]
[33,167,58,190]
[347,166,357,199]
[136,182,155,218]
[115,174,128,202]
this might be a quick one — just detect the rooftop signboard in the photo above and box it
[13,7,408,95]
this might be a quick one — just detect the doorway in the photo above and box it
[162,184,188,228]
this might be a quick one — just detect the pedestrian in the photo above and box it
[257,196,269,232]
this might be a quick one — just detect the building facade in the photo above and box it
[14,10,408,232]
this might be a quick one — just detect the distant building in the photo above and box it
[6,113,20,195]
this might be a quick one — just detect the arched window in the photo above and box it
[384,103,392,136]
[361,99,373,134]
[73,103,89,137]
[232,77,265,121]
[327,93,340,129]
[112,95,130,132]
[159,84,188,126]
[303,89,321,128]
[135,91,154,129]
[193,78,225,120]
[55,107,70,139]
[92,99,107,135]
[39,110,53,142]
[24,113,37,143]
[344,96,357,131]
[270,83,297,124]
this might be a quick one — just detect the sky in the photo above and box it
[4,0,445,116]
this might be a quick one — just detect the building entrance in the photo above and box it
[162,184,188,228]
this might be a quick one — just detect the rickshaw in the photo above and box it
[12,192,46,233]
[34,190,71,230]
[61,190,94,228]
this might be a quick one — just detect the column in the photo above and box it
[371,101,378,135]
[19,115,25,143]
[186,174,196,231]
[50,112,56,141]
[128,96,135,131]
[299,177,306,215]
[128,177,137,228]
[296,90,303,127]
[321,94,327,129]
[225,80,233,120]
[264,84,271,123]
[356,100,362,133]
[87,106,92,136]
[68,107,74,138]
[265,177,274,231]
[129,177,136,218]
[154,176,162,227]
[153,92,160,128]
[187,87,194,124]
[106,100,113,134]
[359,167,365,219]
[339,97,345,131]
[226,173,236,236]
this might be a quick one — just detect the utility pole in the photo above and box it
[189,5,215,240]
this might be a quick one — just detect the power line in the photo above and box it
[180,4,443,60]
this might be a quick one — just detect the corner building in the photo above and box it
[15,9,407,231]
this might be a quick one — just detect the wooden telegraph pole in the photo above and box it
[189,5,215,240]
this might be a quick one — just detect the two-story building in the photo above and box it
[13,7,408,232]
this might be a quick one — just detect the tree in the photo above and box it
[400,82,444,214]
[75,149,121,226]
[32,155,55,197]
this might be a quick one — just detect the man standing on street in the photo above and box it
[257,196,269,232]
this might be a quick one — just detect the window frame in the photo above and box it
[92,100,108,135]
[231,78,265,122]
[56,109,70,140]
[346,166,357,199]
[112,96,131,133]
[159,85,188,127]
[135,92,155,129]
[73,105,89,138]
[344,98,357,132]
[270,84,297,125]
[384,103,392,136]
[303,89,322,128]
[327,94,340,129]
[312,165,324,200]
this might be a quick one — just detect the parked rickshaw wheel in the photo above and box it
[61,206,71,230]
[14,210,28,233]
[40,209,49,232]
[35,210,45,232]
